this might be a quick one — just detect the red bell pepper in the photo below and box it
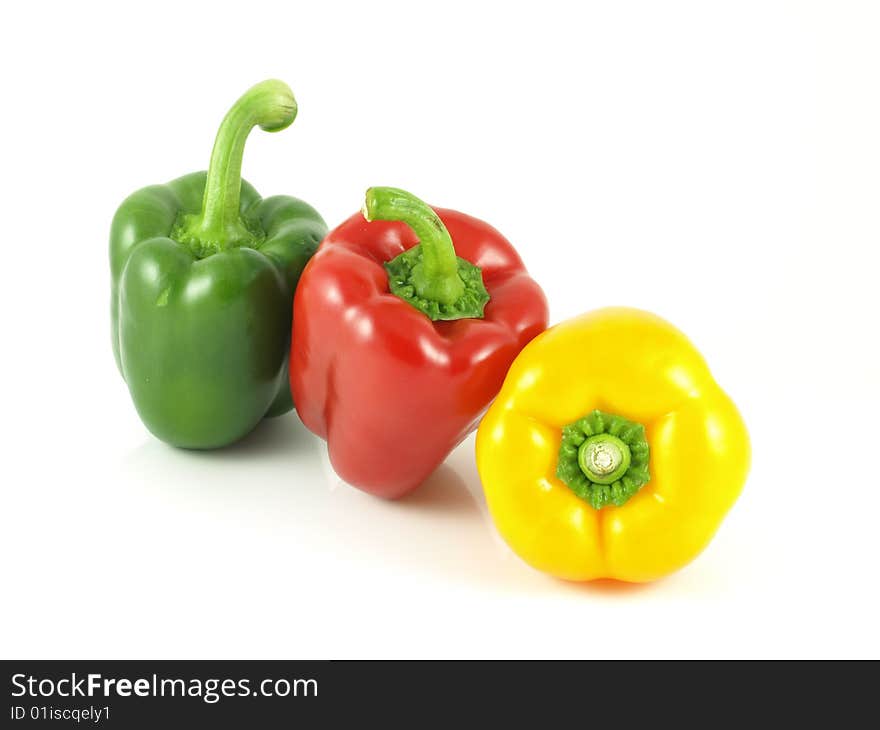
[291,187,548,498]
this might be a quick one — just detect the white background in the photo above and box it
[1,1,878,659]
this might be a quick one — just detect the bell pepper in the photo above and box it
[291,187,548,498]
[476,307,750,582]
[110,80,326,448]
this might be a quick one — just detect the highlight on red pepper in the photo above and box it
[290,187,549,498]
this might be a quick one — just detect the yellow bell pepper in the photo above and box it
[475,307,750,583]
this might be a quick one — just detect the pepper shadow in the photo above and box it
[560,577,659,596]
[332,462,509,587]
[386,463,483,516]
[120,412,323,505]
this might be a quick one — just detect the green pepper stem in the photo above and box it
[363,187,465,305]
[182,80,297,251]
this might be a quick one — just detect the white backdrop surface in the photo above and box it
[0,1,877,658]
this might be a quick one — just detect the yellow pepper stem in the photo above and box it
[578,433,631,484]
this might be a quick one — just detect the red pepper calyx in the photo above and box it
[363,187,490,321]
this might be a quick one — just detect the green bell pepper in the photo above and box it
[110,80,326,448]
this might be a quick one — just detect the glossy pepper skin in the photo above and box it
[291,187,548,498]
[476,307,749,583]
[111,80,327,448]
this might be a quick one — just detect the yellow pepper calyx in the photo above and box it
[556,410,650,509]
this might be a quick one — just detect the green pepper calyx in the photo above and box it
[172,79,297,257]
[363,187,490,321]
[556,410,650,509]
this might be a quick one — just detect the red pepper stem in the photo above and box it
[363,187,465,305]
[179,80,297,252]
